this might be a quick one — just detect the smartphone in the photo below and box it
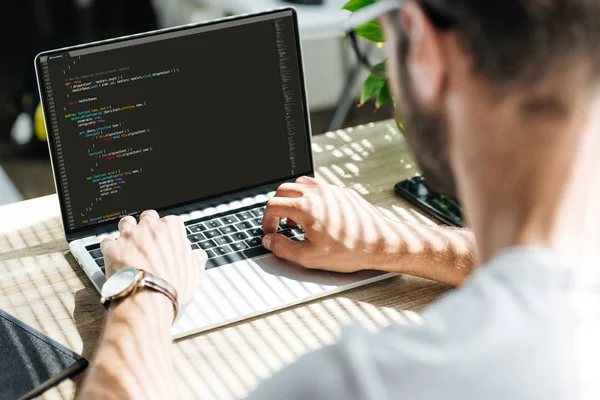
[394,176,464,227]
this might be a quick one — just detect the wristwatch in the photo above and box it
[100,266,180,324]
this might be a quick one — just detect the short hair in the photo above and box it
[419,0,600,88]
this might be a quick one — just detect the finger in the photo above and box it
[139,209,160,222]
[100,236,117,264]
[193,249,208,267]
[296,176,319,185]
[191,248,207,293]
[100,236,116,252]
[163,214,185,231]
[274,182,305,199]
[118,216,137,235]
[286,218,299,227]
[161,216,191,296]
[262,234,310,265]
[263,197,307,234]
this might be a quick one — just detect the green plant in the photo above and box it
[342,0,391,109]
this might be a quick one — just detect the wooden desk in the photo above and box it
[0,120,451,400]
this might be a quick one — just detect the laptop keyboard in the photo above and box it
[85,203,305,275]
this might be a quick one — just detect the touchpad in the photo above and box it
[251,254,333,286]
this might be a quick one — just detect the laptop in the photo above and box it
[35,8,394,338]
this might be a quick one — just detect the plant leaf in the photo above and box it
[342,0,375,12]
[354,21,384,43]
[375,81,391,109]
[373,61,386,73]
[361,74,385,105]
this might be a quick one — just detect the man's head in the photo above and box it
[378,0,600,198]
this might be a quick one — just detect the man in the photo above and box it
[78,0,600,398]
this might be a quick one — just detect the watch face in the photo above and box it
[101,267,140,298]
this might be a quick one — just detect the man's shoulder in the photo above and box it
[344,246,593,399]
[247,247,597,400]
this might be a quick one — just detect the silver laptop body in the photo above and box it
[36,8,394,338]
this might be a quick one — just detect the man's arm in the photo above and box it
[262,176,476,286]
[374,220,475,286]
[77,292,175,399]
[77,210,206,400]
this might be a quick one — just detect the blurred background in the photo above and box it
[0,0,392,205]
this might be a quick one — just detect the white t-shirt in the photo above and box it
[246,247,600,399]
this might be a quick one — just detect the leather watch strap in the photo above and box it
[102,268,180,325]
[139,270,180,323]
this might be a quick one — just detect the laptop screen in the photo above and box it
[37,10,312,236]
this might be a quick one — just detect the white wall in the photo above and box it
[154,0,382,112]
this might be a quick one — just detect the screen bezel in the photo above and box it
[35,8,314,242]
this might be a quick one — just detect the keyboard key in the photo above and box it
[204,244,271,269]
[205,220,222,229]
[248,228,263,237]
[219,225,237,235]
[206,252,245,269]
[188,224,205,233]
[280,229,295,238]
[100,267,106,275]
[215,236,233,246]
[251,217,262,226]
[198,240,217,250]
[187,233,205,243]
[89,249,103,259]
[235,221,253,230]
[280,220,292,229]
[191,243,200,250]
[206,249,216,259]
[204,229,220,239]
[220,216,238,225]
[292,227,305,236]
[86,243,101,251]
[243,246,270,258]
[230,242,249,252]
[246,237,262,248]
[251,207,265,217]
[95,258,105,267]
[236,211,253,221]
[231,232,248,241]
[215,246,233,256]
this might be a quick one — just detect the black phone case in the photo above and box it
[0,308,88,400]
[394,178,464,227]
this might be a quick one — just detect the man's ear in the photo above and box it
[401,2,447,106]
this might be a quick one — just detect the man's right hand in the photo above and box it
[262,177,475,285]
[262,176,397,273]
[101,210,207,306]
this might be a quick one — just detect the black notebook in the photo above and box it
[0,309,88,400]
